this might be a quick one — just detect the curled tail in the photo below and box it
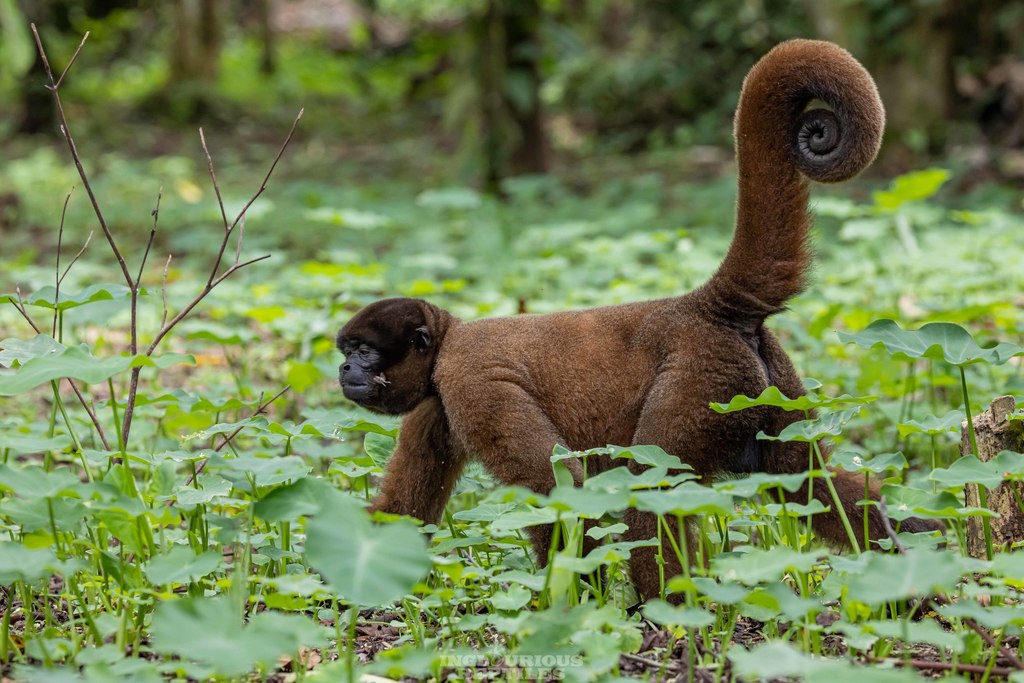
[705,40,884,325]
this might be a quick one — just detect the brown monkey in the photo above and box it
[335,40,943,601]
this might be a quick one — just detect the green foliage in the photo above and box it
[2,36,1024,677]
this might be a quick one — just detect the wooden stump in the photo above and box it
[963,396,1024,558]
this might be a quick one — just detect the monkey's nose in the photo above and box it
[343,364,351,372]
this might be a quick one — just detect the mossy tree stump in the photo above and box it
[962,396,1024,558]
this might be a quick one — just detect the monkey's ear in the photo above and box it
[413,326,432,351]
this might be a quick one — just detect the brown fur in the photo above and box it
[335,40,942,602]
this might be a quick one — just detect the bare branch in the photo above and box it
[161,255,172,329]
[226,108,303,234]
[59,232,93,286]
[136,188,162,288]
[8,289,41,334]
[199,129,229,231]
[877,496,907,555]
[31,25,134,289]
[234,216,245,265]
[54,31,89,90]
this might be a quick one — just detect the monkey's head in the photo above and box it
[336,298,450,415]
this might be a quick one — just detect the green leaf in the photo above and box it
[632,482,735,516]
[605,444,686,468]
[304,493,431,606]
[938,601,1024,629]
[712,547,824,586]
[285,360,323,393]
[844,548,970,605]
[21,283,138,312]
[757,408,861,442]
[0,543,61,584]
[711,386,876,414]
[0,344,194,396]
[838,319,1024,366]
[831,450,908,474]
[0,335,64,367]
[714,471,811,497]
[254,477,335,522]
[872,168,951,209]
[363,432,396,467]
[929,454,1012,491]
[489,585,532,611]
[0,464,80,499]
[898,410,964,437]
[881,483,991,520]
[642,600,714,627]
[150,595,325,676]
[145,546,221,585]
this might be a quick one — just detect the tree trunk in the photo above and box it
[503,0,548,176]
[962,396,1024,558]
[168,0,222,86]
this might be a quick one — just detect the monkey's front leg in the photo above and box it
[367,396,466,525]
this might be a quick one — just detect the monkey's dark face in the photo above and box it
[336,298,438,415]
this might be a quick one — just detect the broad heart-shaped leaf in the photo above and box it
[0,464,80,499]
[145,546,221,585]
[838,319,1024,366]
[632,482,735,516]
[713,471,812,497]
[930,451,1024,491]
[642,600,714,627]
[304,493,431,606]
[880,483,994,520]
[844,548,973,606]
[898,410,965,437]
[605,444,686,468]
[254,476,335,522]
[938,601,1024,629]
[0,543,60,584]
[757,408,861,442]
[731,641,923,683]
[20,283,138,311]
[0,335,64,367]
[0,342,193,396]
[711,386,876,414]
[830,450,908,474]
[712,547,824,586]
[150,595,325,677]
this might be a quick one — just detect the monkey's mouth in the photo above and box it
[342,382,375,403]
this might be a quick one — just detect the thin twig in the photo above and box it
[31,25,133,288]
[60,232,93,286]
[8,291,39,332]
[199,129,229,231]
[877,496,907,555]
[161,255,171,329]
[176,386,290,494]
[52,189,73,336]
[868,656,1014,677]
[227,108,303,235]
[54,31,89,90]
[136,188,162,288]
[619,652,683,675]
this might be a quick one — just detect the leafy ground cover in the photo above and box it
[2,42,1024,683]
